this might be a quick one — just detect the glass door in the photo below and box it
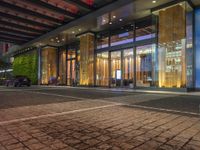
[67,49,76,86]
[123,49,134,87]
[110,51,122,87]
[96,52,109,86]
[136,44,156,87]
[67,59,76,86]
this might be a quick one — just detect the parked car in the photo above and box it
[6,76,31,87]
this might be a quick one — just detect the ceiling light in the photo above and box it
[152,0,156,3]
[57,40,60,43]
[78,28,82,31]
[113,15,116,19]
[119,18,123,22]
[50,39,54,42]
[56,37,58,39]
[72,31,75,34]
[62,38,65,41]
[109,22,112,25]
[103,19,106,22]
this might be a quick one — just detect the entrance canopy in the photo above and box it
[0,0,115,44]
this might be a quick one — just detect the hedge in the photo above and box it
[13,51,38,84]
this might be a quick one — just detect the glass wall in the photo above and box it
[136,44,156,87]
[123,49,134,87]
[111,51,122,87]
[153,1,193,88]
[41,47,57,84]
[96,17,156,50]
[58,50,66,85]
[96,52,109,86]
[195,8,200,88]
[67,49,76,86]
[110,26,134,46]
[135,19,156,41]
[96,32,109,49]
[186,4,194,88]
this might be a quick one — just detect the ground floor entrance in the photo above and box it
[96,44,156,88]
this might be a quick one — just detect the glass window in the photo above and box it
[195,8,200,88]
[153,1,193,88]
[41,47,57,84]
[186,4,194,88]
[136,44,156,87]
[111,51,122,87]
[96,33,109,49]
[123,49,134,87]
[58,50,66,85]
[110,25,134,46]
[96,52,109,86]
[67,59,76,86]
[135,18,156,41]
[67,49,76,59]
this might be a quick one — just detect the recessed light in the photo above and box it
[78,28,82,31]
[119,18,123,22]
[152,0,156,3]
[56,37,58,39]
[113,15,116,19]
[57,40,60,43]
[109,22,112,25]
[103,19,106,22]
[62,38,65,41]
[72,31,75,34]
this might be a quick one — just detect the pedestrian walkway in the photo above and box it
[33,85,200,96]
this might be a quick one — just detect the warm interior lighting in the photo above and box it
[152,0,156,3]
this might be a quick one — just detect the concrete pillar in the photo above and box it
[79,33,95,86]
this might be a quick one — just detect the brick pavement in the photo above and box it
[0,100,200,150]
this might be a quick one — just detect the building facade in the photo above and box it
[11,0,200,91]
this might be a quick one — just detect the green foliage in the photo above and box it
[13,51,38,84]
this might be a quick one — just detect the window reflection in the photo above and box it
[110,26,134,46]
[136,44,156,87]
[97,33,109,49]
[111,51,121,87]
[96,52,109,86]
[67,49,76,86]
[123,49,134,87]
[135,18,156,42]
[41,47,57,85]
[58,50,66,85]
[153,2,193,88]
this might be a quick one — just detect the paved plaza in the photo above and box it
[0,86,200,150]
